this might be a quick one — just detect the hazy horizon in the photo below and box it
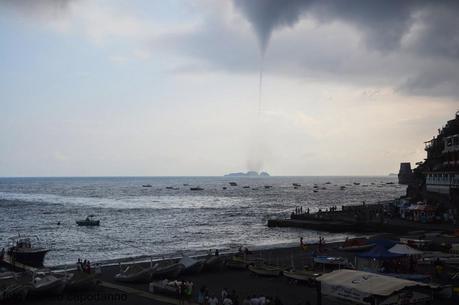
[1,0,458,177]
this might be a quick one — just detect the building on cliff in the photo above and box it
[406,111,459,218]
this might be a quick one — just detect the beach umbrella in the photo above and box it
[388,244,423,255]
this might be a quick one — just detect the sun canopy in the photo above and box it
[318,269,429,304]
[388,244,423,255]
[357,244,403,259]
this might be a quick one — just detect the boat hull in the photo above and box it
[248,265,282,277]
[7,250,48,268]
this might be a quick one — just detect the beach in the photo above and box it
[9,233,458,305]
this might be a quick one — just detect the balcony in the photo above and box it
[443,134,459,153]
[425,172,459,193]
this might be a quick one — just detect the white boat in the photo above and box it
[283,269,321,283]
[248,264,283,277]
[179,256,205,274]
[313,256,349,267]
[115,263,158,283]
[28,273,66,296]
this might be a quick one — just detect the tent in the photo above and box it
[370,239,397,249]
[358,244,403,259]
[388,244,423,255]
[318,269,432,305]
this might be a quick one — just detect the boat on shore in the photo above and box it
[203,255,225,271]
[179,256,205,274]
[153,263,184,279]
[115,262,158,283]
[283,269,321,284]
[28,272,66,296]
[6,235,49,268]
[61,271,98,290]
[248,264,283,277]
[76,215,100,227]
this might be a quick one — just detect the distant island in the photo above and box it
[224,171,270,177]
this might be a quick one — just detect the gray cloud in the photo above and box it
[0,0,75,18]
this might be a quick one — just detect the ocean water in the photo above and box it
[0,176,405,266]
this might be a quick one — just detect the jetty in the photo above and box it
[268,200,457,234]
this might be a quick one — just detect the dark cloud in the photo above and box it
[0,0,74,18]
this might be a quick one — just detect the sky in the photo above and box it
[0,0,458,177]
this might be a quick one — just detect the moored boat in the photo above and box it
[59,271,98,290]
[28,272,66,296]
[179,256,205,274]
[248,264,283,277]
[283,269,321,284]
[115,263,158,283]
[76,215,100,226]
[190,187,204,191]
[153,263,184,279]
[229,182,238,186]
[203,255,225,271]
[6,235,49,268]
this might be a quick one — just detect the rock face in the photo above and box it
[224,171,270,177]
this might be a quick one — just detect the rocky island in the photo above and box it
[224,171,270,177]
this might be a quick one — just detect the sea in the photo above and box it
[0,176,405,267]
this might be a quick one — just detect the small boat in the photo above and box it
[179,256,205,274]
[76,215,100,226]
[313,256,349,267]
[325,182,331,184]
[283,269,321,284]
[264,185,272,189]
[153,263,184,279]
[340,186,346,190]
[142,184,152,187]
[183,184,189,186]
[28,272,66,296]
[243,186,250,189]
[60,271,98,290]
[248,264,283,277]
[6,235,49,268]
[222,187,227,190]
[353,182,360,185]
[190,187,204,191]
[115,263,158,283]
[229,182,238,186]
[313,190,318,193]
[166,186,174,190]
[203,255,225,271]
[292,183,301,187]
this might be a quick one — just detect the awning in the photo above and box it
[357,244,403,259]
[318,269,429,304]
[388,244,423,255]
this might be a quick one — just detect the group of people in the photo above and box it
[76,258,92,273]
[197,286,239,305]
[174,280,193,304]
[197,287,283,305]
[299,236,326,253]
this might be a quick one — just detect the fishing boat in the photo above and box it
[153,263,184,279]
[6,235,49,268]
[229,182,238,186]
[28,272,66,296]
[190,187,204,191]
[142,184,152,187]
[179,256,205,274]
[243,186,250,189]
[264,185,272,189]
[76,215,100,226]
[292,183,301,187]
[203,255,225,271]
[115,262,158,283]
[248,264,283,277]
[283,269,321,284]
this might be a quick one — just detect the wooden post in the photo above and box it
[316,280,322,305]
